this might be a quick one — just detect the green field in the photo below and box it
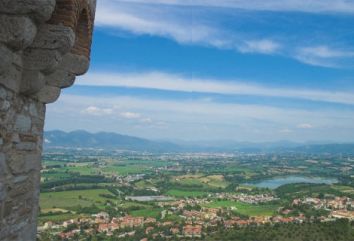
[204,200,278,217]
[172,174,230,189]
[102,165,150,175]
[41,171,73,181]
[38,213,83,224]
[275,183,346,199]
[130,208,163,218]
[134,180,156,189]
[118,201,152,209]
[166,189,207,197]
[40,189,114,209]
[61,165,99,175]
[332,185,354,194]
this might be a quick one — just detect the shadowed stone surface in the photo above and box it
[0,0,96,240]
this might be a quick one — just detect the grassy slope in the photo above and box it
[40,189,113,209]
[205,200,278,216]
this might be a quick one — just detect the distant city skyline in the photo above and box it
[46,0,354,142]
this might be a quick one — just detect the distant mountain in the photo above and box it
[289,143,354,155]
[174,140,302,153]
[44,130,180,152]
[44,130,354,154]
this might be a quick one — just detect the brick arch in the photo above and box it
[48,0,94,58]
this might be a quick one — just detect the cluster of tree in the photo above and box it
[41,175,109,191]
[206,219,354,241]
[275,183,344,200]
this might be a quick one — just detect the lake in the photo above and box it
[245,176,338,189]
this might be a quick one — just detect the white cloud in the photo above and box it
[141,118,153,123]
[295,45,354,67]
[95,1,354,67]
[81,106,113,116]
[46,93,354,141]
[240,39,281,54]
[279,128,293,133]
[300,46,354,58]
[297,123,313,129]
[77,71,354,105]
[111,0,354,13]
[82,106,152,123]
[96,1,220,45]
[120,112,141,119]
[95,1,288,56]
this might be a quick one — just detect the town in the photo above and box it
[39,193,354,240]
[37,150,354,240]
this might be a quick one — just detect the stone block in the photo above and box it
[13,175,28,184]
[18,219,37,241]
[0,183,5,201]
[0,99,10,111]
[0,86,7,99]
[23,48,62,74]
[19,134,38,143]
[24,153,41,172]
[31,24,75,54]
[7,155,25,175]
[20,70,45,95]
[3,201,13,218]
[0,153,7,175]
[0,15,37,50]
[8,176,31,198]
[58,53,90,75]
[0,44,13,68]
[45,69,76,88]
[28,103,38,117]
[0,45,22,92]
[14,114,32,133]
[0,0,56,22]
[0,65,22,93]
[11,134,20,144]
[35,85,61,104]
[15,142,37,151]
[8,153,40,175]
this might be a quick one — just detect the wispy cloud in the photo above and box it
[96,1,221,45]
[82,106,153,123]
[297,123,313,129]
[47,93,354,141]
[120,112,141,119]
[96,2,280,54]
[279,128,293,133]
[240,39,281,54]
[295,45,354,67]
[77,72,354,106]
[111,0,354,14]
[81,106,113,116]
[96,1,354,67]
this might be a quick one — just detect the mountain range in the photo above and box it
[44,130,179,152]
[44,130,354,154]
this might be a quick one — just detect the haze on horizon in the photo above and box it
[45,0,354,143]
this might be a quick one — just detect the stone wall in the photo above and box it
[0,85,45,240]
[0,1,96,240]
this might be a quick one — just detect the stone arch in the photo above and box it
[48,0,94,59]
[72,8,93,58]
[17,0,95,104]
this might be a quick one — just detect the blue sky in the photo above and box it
[46,0,354,142]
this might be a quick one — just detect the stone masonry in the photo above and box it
[0,1,96,240]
